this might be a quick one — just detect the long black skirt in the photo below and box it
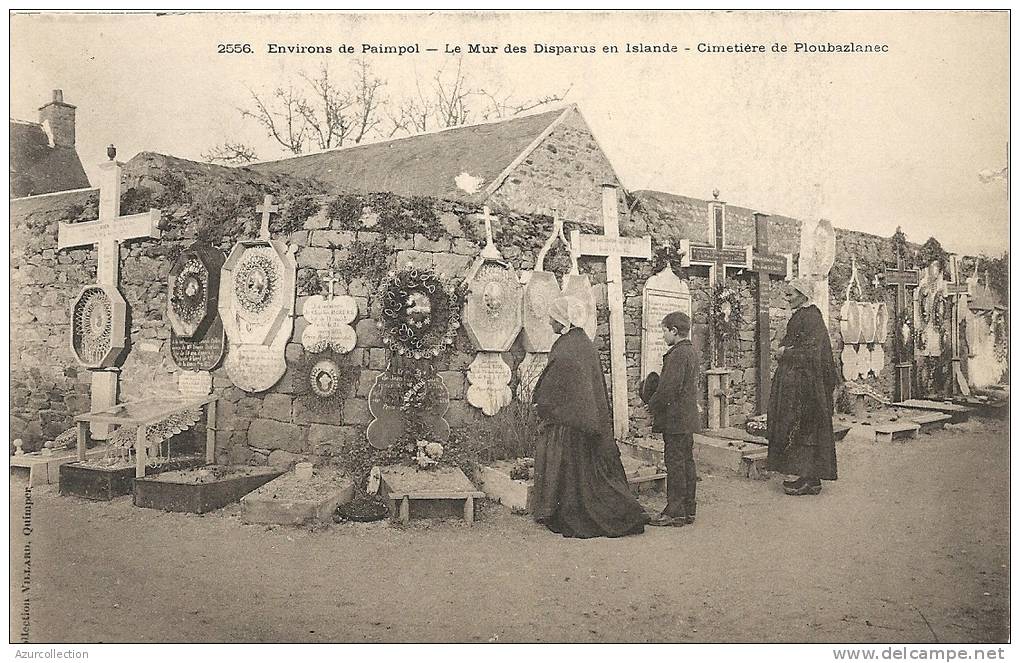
[532,424,647,539]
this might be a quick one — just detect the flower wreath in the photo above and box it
[711,280,744,343]
[376,265,463,360]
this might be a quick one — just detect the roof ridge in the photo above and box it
[250,103,574,167]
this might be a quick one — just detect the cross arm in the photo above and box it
[58,209,162,250]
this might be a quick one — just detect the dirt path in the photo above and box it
[9,419,1009,643]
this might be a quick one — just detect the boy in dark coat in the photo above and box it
[641,311,702,527]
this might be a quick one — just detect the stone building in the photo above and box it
[250,104,626,227]
[10,90,91,198]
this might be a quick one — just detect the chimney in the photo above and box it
[38,89,76,148]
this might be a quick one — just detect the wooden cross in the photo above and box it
[321,270,340,300]
[945,255,971,396]
[748,213,793,413]
[679,193,752,367]
[256,195,279,240]
[57,151,161,436]
[570,184,652,440]
[883,252,919,401]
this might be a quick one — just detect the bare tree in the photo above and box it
[207,58,571,162]
[201,141,260,165]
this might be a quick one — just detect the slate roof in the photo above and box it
[249,107,571,201]
[10,120,90,198]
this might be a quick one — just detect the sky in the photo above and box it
[10,10,1010,256]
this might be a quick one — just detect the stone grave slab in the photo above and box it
[618,436,665,468]
[476,460,534,512]
[10,446,110,488]
[620,454,668,494]
[241,467,355,525]
[693,432,767,476]
[133,465,284,513]
[908,411,952,434]
[641,265,691,380]
[874,421,921,443]
[892,399,972,424]
[380,465,485,525]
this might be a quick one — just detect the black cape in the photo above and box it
[531,327,647,538]
[766,304,839,480]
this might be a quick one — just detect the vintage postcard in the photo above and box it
[8,9,1010,653]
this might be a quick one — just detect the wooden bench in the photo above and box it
[380,466,485,525]
[874,421,920,443]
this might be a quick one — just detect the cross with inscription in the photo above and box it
[748,212,793,413]
[945,255,971,397]
[570,184,652,439]
[679,191,753,367]
[882,251,919,402]
[256,194,279,240]
[57,147,162,436]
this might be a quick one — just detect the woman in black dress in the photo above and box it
[530,296,648,538]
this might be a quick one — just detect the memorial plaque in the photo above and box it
[640,266,691,379]
[874,302,889,344]
[466,353,513,416]
[70,284,128,368]
[224,337,288,393]
[220,244,295,345]
[178,371,213,397]
[463,262,523,352]
[170,317,225,372]
[561,273,597,340]
[516,352,549,401]
[168,242,224,339]
[520,271,561,353]
[302,293,359,354]
[367,369,451,449]
[859,301,877,344]
[841,344,863,381]
[870,344,886,377]
[797,218,836,328]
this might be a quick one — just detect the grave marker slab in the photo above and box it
[219,196,297,392]
[640,265,691,380]
[466,353,513,416]
[302,272,359,354]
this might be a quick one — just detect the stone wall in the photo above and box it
[10,151,980,457]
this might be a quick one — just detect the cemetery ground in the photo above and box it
[10,418,1008,644]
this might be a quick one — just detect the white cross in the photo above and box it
[256,195,279,240]
[322,270,340,299]
[57,159,161,286]
[570,184,651,439]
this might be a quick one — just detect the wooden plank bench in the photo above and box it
[874,421,921,443]
[893,399,972,424]
[381,466,485,525]
[908,412,952,434]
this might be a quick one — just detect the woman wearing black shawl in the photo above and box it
[531,296,648,538]
[767,278,840,495]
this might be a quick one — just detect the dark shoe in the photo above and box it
[783,477,806,490]
[785,478,822,496]
[683,514,696,525]
[648,513,685,527]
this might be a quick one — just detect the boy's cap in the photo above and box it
[640,372,660,404]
